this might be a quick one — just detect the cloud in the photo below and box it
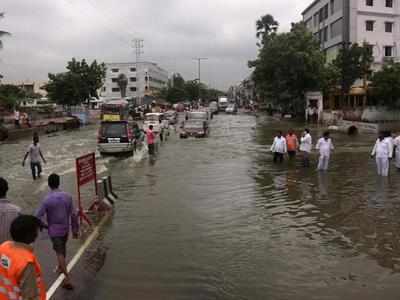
[0,0,310,90]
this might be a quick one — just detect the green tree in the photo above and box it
[371,62,400,108]
[117,73,128,98]
[250,21,325,112]
[331,42,373,98]
[255,14,278,46]
[45,58,106,106]
[0,84,26,109]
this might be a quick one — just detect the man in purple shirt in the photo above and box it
[36,173,79,290]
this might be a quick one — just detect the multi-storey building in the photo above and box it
[302,0,400,67]
[101,62,168,104]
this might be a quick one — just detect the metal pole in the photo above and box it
[193,58,208,102]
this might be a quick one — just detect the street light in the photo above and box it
[193,58,208,102]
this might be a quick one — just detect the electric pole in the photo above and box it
[193,58,208,102]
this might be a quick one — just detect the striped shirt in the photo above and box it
[0,199,21,244]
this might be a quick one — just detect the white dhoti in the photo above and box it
[317,155,330,171]
[396,149,400,169]
[376,157,389,176]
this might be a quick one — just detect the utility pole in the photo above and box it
[193,58,208,102]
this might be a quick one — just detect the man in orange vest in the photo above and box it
[0,215,46,300]
[286,129,299,160]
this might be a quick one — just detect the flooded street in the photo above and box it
[2,113,400,299]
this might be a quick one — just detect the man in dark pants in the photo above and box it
[146,125,155,155]
[270,131,287,164]
[36,174,79,290]
[22,134,46,180]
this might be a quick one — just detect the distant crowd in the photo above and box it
[270,129,400,177]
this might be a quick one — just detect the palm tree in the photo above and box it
[0,12,11,50]
[256,14,278,45]
[117,73,128,98]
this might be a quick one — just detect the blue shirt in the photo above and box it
[36,189,79,237]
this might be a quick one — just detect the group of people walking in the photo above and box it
[270,129,334,171]
[270,128,400,176]
[0,173,78,299]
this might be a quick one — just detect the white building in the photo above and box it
[302,0,400,67]
[100,62,168,104]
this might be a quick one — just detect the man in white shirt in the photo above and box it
[14,109,20,128]
[371,133,392,176]
[22,134,46,180]
[299,129,312,167]
[394,134,400,170]
[271,131,287,163]
[316,131,334,171]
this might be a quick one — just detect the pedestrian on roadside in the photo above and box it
[316,131,334,171]
[394,134,400,170]
[146,125,156,155]
[270,131,287,164]
[285,129,298,160]
[36,174,78,290]
[0,215,46,300]
[22,134,46,180]
[0,177,21,244]
[299,129,312,167]
[371,132,392,177]
[14,108,20,129]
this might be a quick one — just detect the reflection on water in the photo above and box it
[3,115,400,299]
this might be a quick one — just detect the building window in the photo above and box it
[386,0,393,7]
[102,87,106,92]
[112,88,120,92]
[130,87,137,92]
[330,0,342,14]
[330,18,343,38]
[366,44,374,55]
[323,26,328,42]
[313,12,319,27]
[384,46,393,57]
[366,0,373,6]
[130,67,136,72]
[385,22,393,32]
[130,77,136,82]
[111,68,119,73]
[366,20,374,31]
[111,78,118,82]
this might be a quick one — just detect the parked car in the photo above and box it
[180,119,209,138]
[164,110,178,125]
[97,121,134,154]
[225,103,238,114]
[143,113,162,133]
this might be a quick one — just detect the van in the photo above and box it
[97,121,134,154]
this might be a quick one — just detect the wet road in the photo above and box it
[2,113,400,299]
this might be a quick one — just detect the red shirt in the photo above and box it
[146,129,155,145]
[286,134,298,151]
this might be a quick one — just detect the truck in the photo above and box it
[218,97,229,112]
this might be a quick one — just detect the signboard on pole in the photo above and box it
[76,153,98,225]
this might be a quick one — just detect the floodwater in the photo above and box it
[2,113,400,299]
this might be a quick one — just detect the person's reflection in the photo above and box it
[317,171,328,198]
[368,176,387,208]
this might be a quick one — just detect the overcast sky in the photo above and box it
[0,0,310,90]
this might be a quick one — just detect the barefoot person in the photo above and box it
[22,134,46,180]
[299,129,312,167]
[36,174,78,290]
[271,131,287,164]
[316,131,334,171]
[285,129,298,160]
[146,125,156,155]
[371,132,392,177]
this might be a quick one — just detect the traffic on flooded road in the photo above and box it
[2,110,400,299]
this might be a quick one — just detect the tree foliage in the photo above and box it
[0,84,25,109]
[45,58,106,106]
[255,14,278,47]
[158,73,224,104]
[371,62,400,108]
[250,20,325,112]
[331,42,373,94]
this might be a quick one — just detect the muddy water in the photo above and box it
[2,114,400,299]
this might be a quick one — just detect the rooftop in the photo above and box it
[302,0,322,15]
